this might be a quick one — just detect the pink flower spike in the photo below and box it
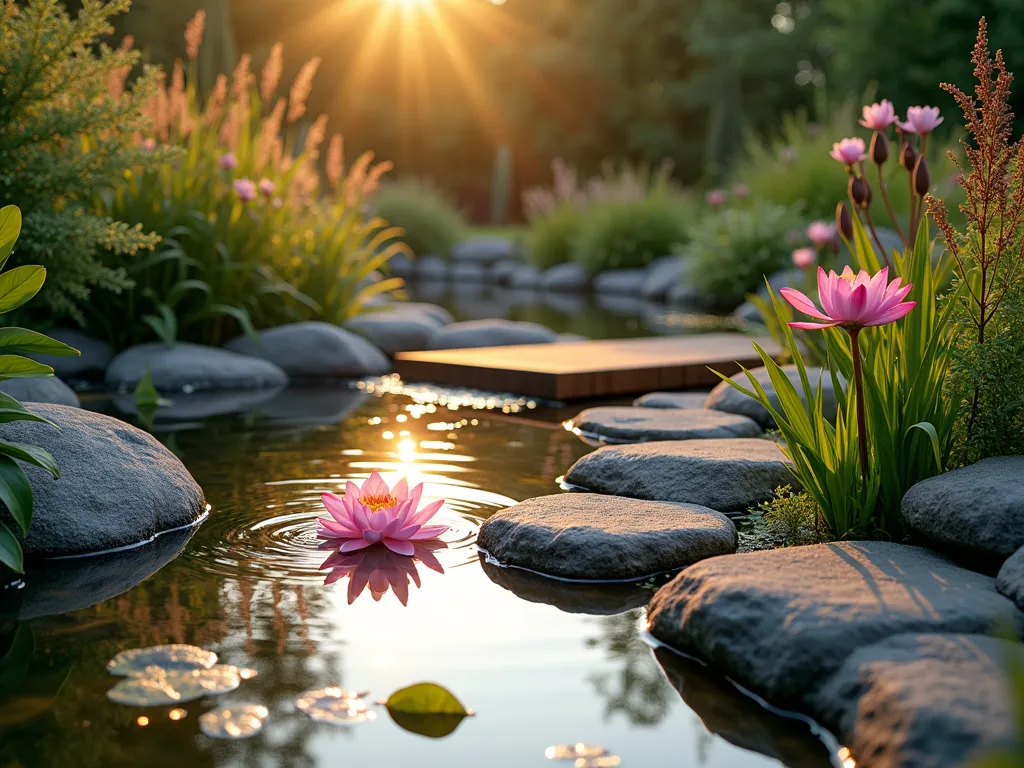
[258,178,275,198]
[859,100,898,131]
[898,106,943,135]
[792,247,816,270]
[830,138,867,166]
[782,266,916,331]
[219,152,238,171]
[233,178,257,202]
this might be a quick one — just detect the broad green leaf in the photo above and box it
[0,266,46,315]
[0,440,58,479]
[0,328,79,357]
[0,455,33,535]
[0,206,22,270]
[385,683,470,740]
[0,393,58,427]
[134,366,171,409]
[0,522,23,573]
[909,422,943,473]
[0,355,54,381]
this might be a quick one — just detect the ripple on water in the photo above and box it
[183,474,514,583]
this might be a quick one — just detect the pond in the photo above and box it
[0,384,835,768]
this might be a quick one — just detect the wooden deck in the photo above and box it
[394,333,779,401]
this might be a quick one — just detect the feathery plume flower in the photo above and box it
[261,43,284,102]
[288,57,322,124]
[898,106,943,135]
[859,100,898,131]
[830,137,867,166]
[304,114,329,160]
[204,74,228,127]
[231,54,253,101]
[184,10,206,60]
[326,134,344,190]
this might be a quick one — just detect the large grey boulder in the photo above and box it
[564,438,795,513]
[427,319,558,350]
[997,546,1024,611]
[646,541,1024,708]
[634,391,709,410]
[415,254,449,280]
[451,236,518,265]
[0,405,206,558]
[506,263,541,289]
[385,302,454,326]
[488,260,521,285]
[0,377,80,407]
[478,493,737,581]
[450,262,487,283]
[902,456,1024,562]
[344,311,441,355]
[705,365,842,428]
[226,322,390,379]
[810,633,1023,768]
[30,328,112,380]
[594,268,648,296]
[570,406,761,444]
[539,262,589,292]
[106,342,288,392]
[642,256,687,300]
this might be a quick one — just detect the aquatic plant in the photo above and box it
[317,471,447,555]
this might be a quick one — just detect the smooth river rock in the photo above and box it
[569,406,762,444]
[106,342,288,392]
[30,328,112,379]
[451,236,518,265]
[0,377,80,407]
[902,456,1024,562]
[705,365,842,428]
[593,268,648,296]
[996,546,1024,611]
[344,311,442,355]
[564,438,794,513]
[810,633,1023,768]
[427,319,558,350]
[634,391,710,410]
[539,263,589,292]
[478,493,736,581]
[646,541,1024,709]
[642,256,687,301]
[226,322,390,379]
[0,405,206,557]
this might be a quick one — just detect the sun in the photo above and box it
[382,0,434,7]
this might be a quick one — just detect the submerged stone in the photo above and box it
[540,262,589,292]
[633,391,709,410]
[106,342,287,392]
[345,311,442,355]
[593,268,647,296]
[478,493,737,581]
[705,365,841,428]
[427,319,558,350]
[0,377,80,407]
[810,633,1023,768]
[997,546,1024,611]
[570,406,761,444]
[226,322,390,379]
[646,542,1024,709]
[564,438,794,513]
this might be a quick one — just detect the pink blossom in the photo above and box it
[898,106,943,135]
[320,540,446,606]
[830,138,867,166]
[792,248,816,270]
[731,183,751,198]
[806,220,836,249]
[705,189,727,206]
[859,100,898,131]
[780,266,916,330]
[233,178,257,202]
[258,178,275,198]
[219,152,238,171]
[141,138,157,153]
[317,471,448,556]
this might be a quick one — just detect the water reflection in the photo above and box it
[320,541,447,606]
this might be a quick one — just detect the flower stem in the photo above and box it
[876,163,906,246]
[848,328,869,479]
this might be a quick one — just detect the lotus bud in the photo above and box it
[836,202,854,240]
[849,176,872,209]
[913,156,931,196]
[900,142,918,173]
[870,131,889,165]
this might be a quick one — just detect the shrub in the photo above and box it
[522,158,675,221]
[371,178,465,260]
[685,202,803,308]
[0,0,160,323]
[527,203,582,270]
[746,486,829,548]
[572,193,690,274]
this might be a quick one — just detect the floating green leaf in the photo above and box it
[385,682,470,739]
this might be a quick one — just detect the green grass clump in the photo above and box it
[373,178,466,259]
[571,194,690,274]
[527,203,582,270]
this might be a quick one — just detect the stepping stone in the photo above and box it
[226,322,390,379]
[477,493,736,581]
[451,236,518,265]
[902,456,1024,562]
[113,387,282,422]
[642,255,687,300]
[427,319,558,350]
[646,541,1024,709]
[997,545,1024,611]
[540,262,589,292]
[634,391,709,410]
[107,342,288,392]
[345,311,442,355]
[29,328,112,380]
[594,268,647,296]
[810,633,1023,768]
[706,365,842,428]
[564,438,794,513]
[392,302,454,326]
[450,262,487,282]
[415,254,449,280]
[3,405,206,557]
[570,406,761,444]
[0,377,79,407]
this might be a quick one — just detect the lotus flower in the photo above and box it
[830,138,867,166]
[781,266,915,330]
[806,221,836,249]
[859,100,898,131]
[791,247,816,270]
[320,540,446,605]
[898,106,943,135]
[318,471,448,555]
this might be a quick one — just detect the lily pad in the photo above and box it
[106,664,241,707]
[198,704,269,740]
[295,687,375,726]
[107,645,217,677]
[385,682,470,739]
[576,758,621,768]
[545,744,608,761]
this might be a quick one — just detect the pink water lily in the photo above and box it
[830,138,867,166]
[859,100,898,131]
[898,106,943,135]
[317,471,448,556]
[780,266,916,330]
[320,540,446,606]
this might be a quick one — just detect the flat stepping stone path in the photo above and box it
[646,541,1024,709]
[902,455,1024,560]
[706,365,841,428]
[570,406,761,444]
[564,438,794,513]
[0,377,80,407]
[477,493,736,581]
[427,319,558,350]
[3,405,206,557]
[810,633,1023,768]
[106,342,287,392]
[633,391,709,410]
[227,322,390,379]
[997,545,1024,610]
